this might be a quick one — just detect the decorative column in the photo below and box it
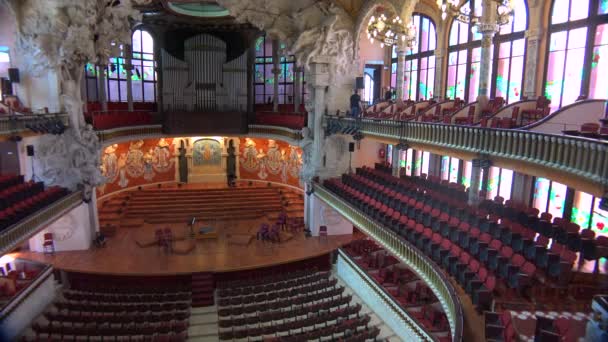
[97,63,108,111]
[124,44,134,112]
[434,48,446,99]
[303,56,330,231]
[395,47,407,100]
[477,23,498,99]
[391,146,400,177]
[294,65,304,112]
[272,39,280,112]
[468,159,483,205]
[524,29,542,98]
[247,37,256,115]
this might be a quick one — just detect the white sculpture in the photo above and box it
[2,0,143,196]
[298,127,315,185]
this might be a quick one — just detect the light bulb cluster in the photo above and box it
[367,12,416,48]
[437,0,514,27]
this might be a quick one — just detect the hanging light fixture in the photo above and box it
[437,0,514,26]
[367,8,417,48]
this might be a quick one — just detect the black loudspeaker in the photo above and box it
[349,142,355,152]
[26,145,34,157]
[355,77,364,90]
[0,78,11,95]
[8,68,19,83]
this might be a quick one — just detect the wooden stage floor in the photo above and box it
[16,217,353,276]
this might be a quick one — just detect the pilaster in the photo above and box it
[97,64,108,112]
[524,29,543,98]
[124,44,134,112]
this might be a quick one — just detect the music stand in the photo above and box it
[189,217,196,238]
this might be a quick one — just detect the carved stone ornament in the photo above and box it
[298,127,315,186]
[3,0,143,198]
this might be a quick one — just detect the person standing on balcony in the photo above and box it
[350,89,362,118]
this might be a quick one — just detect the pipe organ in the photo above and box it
[161,34,247,112]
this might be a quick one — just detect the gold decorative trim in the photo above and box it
[96,125,163,143]
[248,125,303,141]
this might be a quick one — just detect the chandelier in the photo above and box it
[438,0,514,26]
[367,11,417,48]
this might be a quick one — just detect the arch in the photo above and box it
[398,13,437,100]
[353,0,402,65]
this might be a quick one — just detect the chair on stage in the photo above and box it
[163,228,173,252]
[256,223,270,241]
[319,225,328,242]
[277,210,288,231]
[43,233,55,255]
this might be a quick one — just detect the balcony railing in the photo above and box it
[314,183,463,342]
[327,117,608,189]
[248,124,303,142]
[0,191,82,256]
[95,125,163,144]
[0,114,69,137]
[336,249,436,341]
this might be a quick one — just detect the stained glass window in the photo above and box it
[83,30,157,104]
[462,161,472,189]
[545,0,608,110]
[253,35,301,105]
[532,177,567,217]
[448,0,527,102]
[405,149,414,176]
[449,157,460,183]
[395,14,436,101]
[441,156,450,180]
[421,151,430,176]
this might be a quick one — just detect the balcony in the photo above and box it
[0,114,69,139]
[0,191,82,256]
[326,117,608,193]
[313,183,463,342]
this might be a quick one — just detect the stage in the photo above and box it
[15,217,353,276]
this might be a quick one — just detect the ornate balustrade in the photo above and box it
[326,117,608,192]
[248,124,303,143]
[314,184,463,342]
[0,191,82,256]
[0,114,69,137]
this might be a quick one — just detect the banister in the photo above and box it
[314,183,464,342]
[327,117,608,192]
[0,191,83,256]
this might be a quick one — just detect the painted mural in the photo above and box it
[192,139,222,166]
[239,138,303,188]
[97,138,176,196]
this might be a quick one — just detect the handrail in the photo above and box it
[314,183,464,342]
[336,249,436,341]
[0,191,83,256]
[0,114,69,136]
[96,124,163,144]
[248,124,303,142]
[521,99,607,130]
[326,117,608,189]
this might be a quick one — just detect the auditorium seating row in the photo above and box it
[563,121,608,140]
[85,110,152,130]
[343,240,451,338]
[62,289,191,303]
[217,270,330,297]
[217,278,338,306]
[0,174,24,191]
[22,274,191,342]
[217,268,373,341]
[321,165,594,311]
[0,179,69,232]
[67,273,192,293]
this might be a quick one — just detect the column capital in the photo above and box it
[434,48,447,58]
[525,29,543,40]
[477,23,499,35]
[308,57,331,88]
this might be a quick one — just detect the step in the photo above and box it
[191,305,217,314]
[187,335,220,342]
[190,312,218,325]
[188,322,218,337]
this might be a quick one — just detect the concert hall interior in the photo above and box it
[0,0,607,341]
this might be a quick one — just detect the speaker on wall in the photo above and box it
[8,68,19,83]
[348,142,355,152]
[26,145,34,157]
[355,77,364,90]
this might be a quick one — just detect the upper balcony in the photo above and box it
[326,116,608,196]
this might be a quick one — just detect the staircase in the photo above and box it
[191,272,215,308]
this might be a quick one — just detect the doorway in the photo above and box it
[363,64,382,105]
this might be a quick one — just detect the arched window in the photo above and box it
[403,14,437,100]
[545,0,608,110]
[447,0,528,103]
[253,35,303,105]
[83,29,157,103]
[446,1,483,102]
[131,29,157,103]
[492,0,527,103]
